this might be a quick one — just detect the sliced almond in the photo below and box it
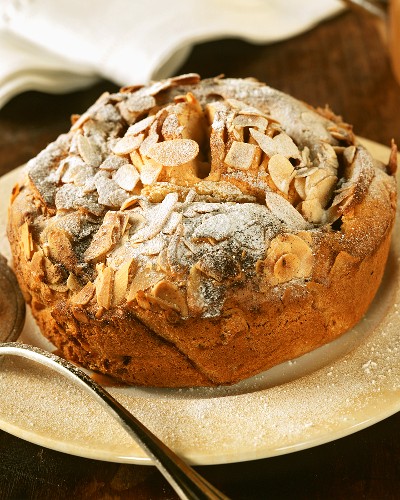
[318,142,339,173]
[67,273,81,292]
[265,191,310,230]
[224,141,258,170]
[77,134,102,167]
[84,211,129,263]
[343,145,357,165]
[273,253,301,283]
[30,250,45,278]
[151,280,188,317]
[125,94,156,113]
[48,283,69,293]
[112,258,137,306]
[305,169,330,196]
[47,228,76,271]
[72,309,90,323]
[113,164,140,191]
[132,192,178,243]
[71,281,95,306]
[186,265,205,315]
[111,134,144,155]
[294,177,306,200]
[126,267,164,303]
[265,233,313,284]
[95,266,114,309]
[268,154,295,194]
[126,115,156,136]
[299,198,325,224]
[43,256,64,284]
[139,160,163,185]
[147,139,199,167]
[232,114,268,132]
[162,113,184,140]
[250,129,300,159]
[20,222,34,260]
[306,175,337,207]
[139,130,159,157]
[120,196,141,210]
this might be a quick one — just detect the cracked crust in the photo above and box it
[7,75,397,387]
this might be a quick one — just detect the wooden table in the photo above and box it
[1,9,399,499]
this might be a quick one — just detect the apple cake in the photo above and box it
[7,74,397,387]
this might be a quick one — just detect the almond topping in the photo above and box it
[112,258,137,306]
[264,233,313,284]
[265,191,310,230]
[84,211,129,263]
[139,160,163,186]
[67,273,81,292]
[306,175,337,207]
[111,134,144,155]
[47,228,76,271]
[126,267,163,303]
[77,134,102,167]
[20,222,34,260]
[268,154,295,194]
[126,115,156,136]
[147,139,199,167]
[151,280,188,317]
[71,281,95,306]
[113,164,140,191]
[95,266,114,309]
[224,141,258,170]
[186,266,205,315]
[273,253,301,283]
[300,199,325,224]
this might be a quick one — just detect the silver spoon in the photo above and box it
[0,255,229,500]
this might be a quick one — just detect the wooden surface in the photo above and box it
[0,9,400,500]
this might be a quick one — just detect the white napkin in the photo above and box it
[0,0,344,109]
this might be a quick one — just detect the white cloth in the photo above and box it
[0,0,344,109]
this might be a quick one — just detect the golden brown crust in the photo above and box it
[7,75,397,387]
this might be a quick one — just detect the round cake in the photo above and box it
[7,74,397,387]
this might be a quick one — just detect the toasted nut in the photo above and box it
[77,134,102,167]
[113,163,140,191]
[306,175,337,207]
[47,228,76,271]
[43,256,65,284]
[95,266,114,309]
[268,154,295,194]
[299,199,325,224]
[71,281,95,306]
[151,280,188,317]
[264,233,313,284]
[126,267,164,303]
[67,273,81,292]
[111,134,144,155]
[84,211,129,263]
[139,160,163,185]
[112,258,137,306]
[265,191,310,230]
[147,139,199,167]
[224,141,258,170]
[273,253,301,283]
[20,222,34,260]
[72,308,90,323]
[186,265,205,315]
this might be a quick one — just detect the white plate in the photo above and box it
[0,138,399,466]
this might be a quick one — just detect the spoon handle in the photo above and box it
[0,342,229,500]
